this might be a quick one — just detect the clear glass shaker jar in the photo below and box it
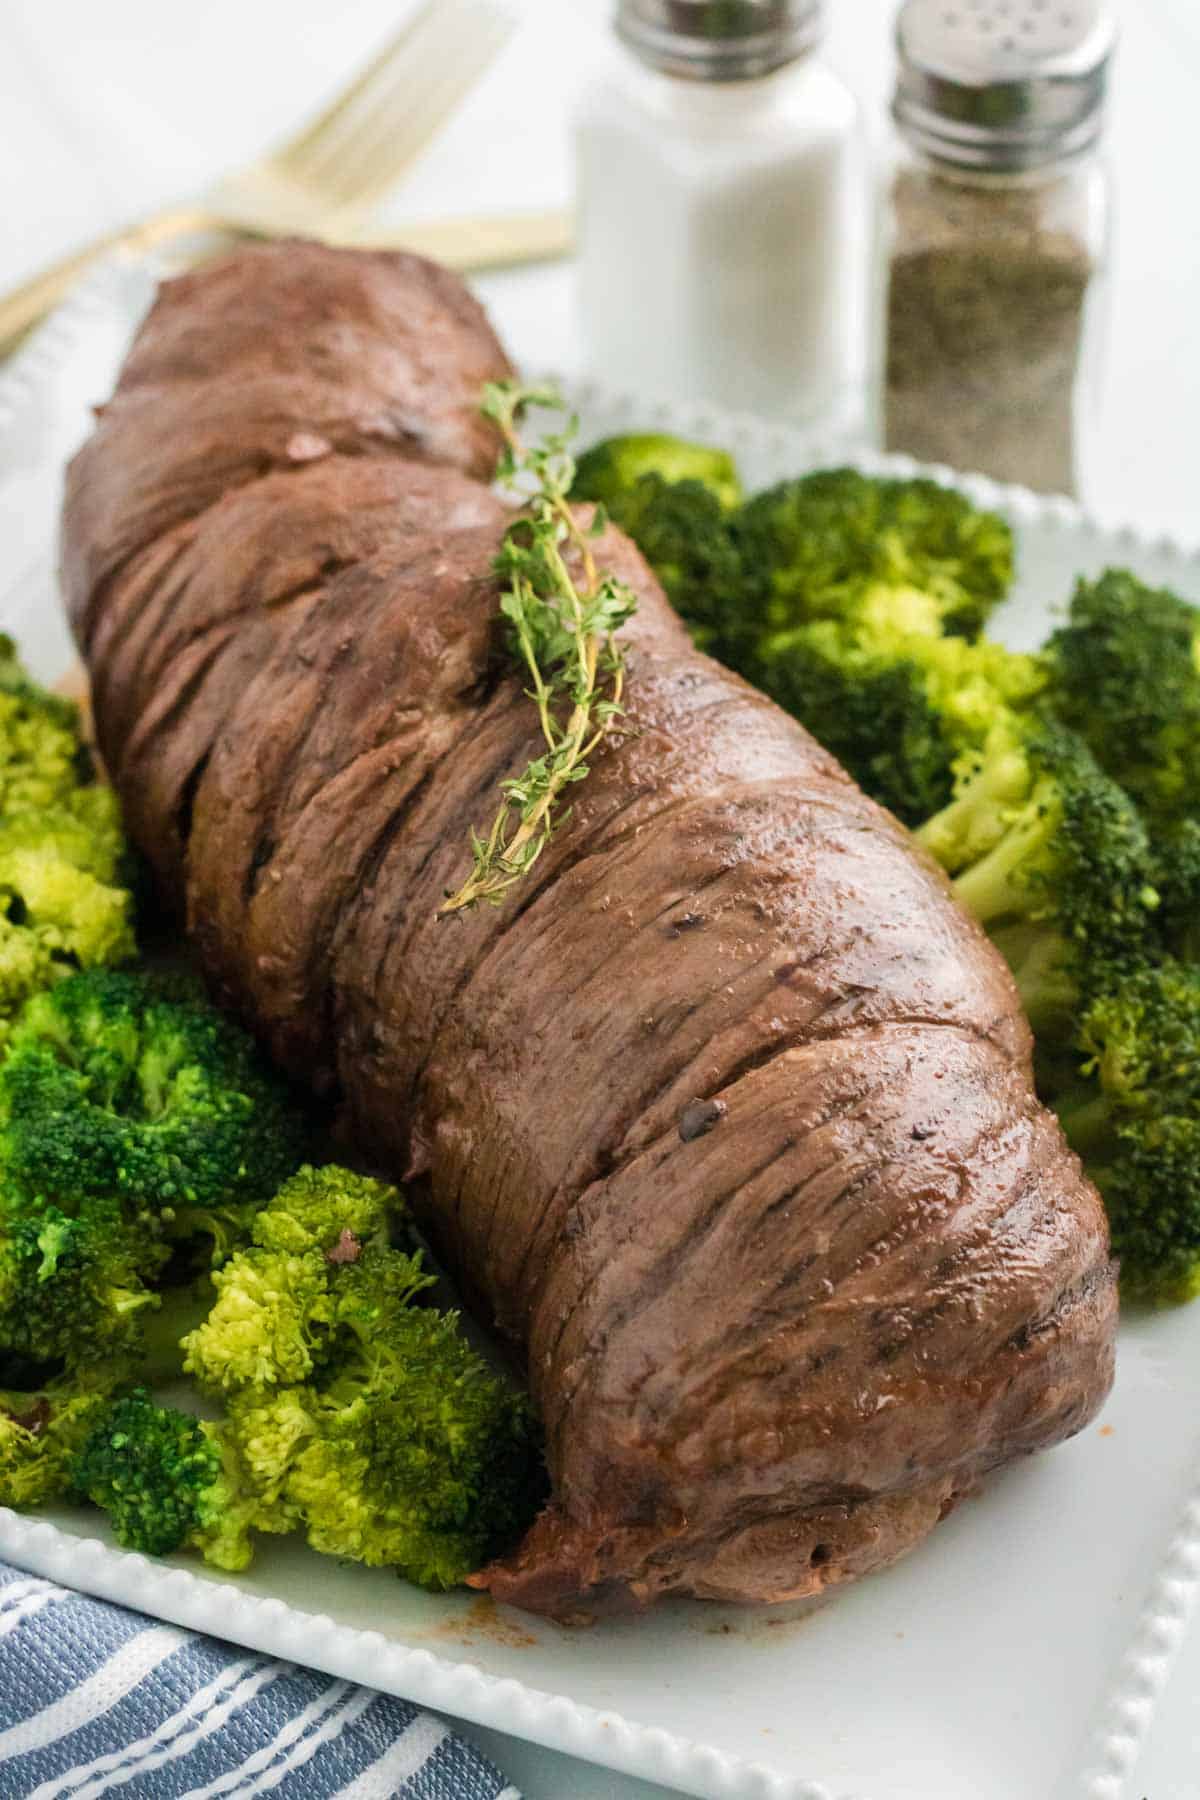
[574,0,866,425]
[878,0,1115,497]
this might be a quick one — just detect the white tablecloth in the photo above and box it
[4,4,1200,1793]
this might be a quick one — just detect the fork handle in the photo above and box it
[0,209,217,358]
[347,208,575,273]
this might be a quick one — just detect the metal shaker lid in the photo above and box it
[893,0,1117,170]
[616,0,824,82]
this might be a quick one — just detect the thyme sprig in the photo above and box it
[439,382,638,916]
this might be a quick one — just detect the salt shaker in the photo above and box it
[573,0,864,422]
[880,0,1116,496]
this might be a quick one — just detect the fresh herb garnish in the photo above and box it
[439,382,638,916]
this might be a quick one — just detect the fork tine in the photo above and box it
[281,0,514,210]
[309,44,514,213]
[288,0,512,206]
[278,0,447,161]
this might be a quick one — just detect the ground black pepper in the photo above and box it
[884,165,1097,496]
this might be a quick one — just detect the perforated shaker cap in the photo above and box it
[893,0,1117,170]
[616,0,824,82]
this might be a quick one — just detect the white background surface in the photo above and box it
[4,0,1200,539]
[2,3,1199,1795]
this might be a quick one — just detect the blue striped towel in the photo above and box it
[0,1560,519,1799]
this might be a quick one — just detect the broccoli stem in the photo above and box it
[988,921,1078,1039]
[949,793,1057,926]
[915,740,1032,874]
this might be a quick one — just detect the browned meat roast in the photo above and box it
[61,240,1117,1618]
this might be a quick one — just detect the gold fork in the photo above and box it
[0,0,570,357]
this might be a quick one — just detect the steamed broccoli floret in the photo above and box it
[572,436,745,649]
[915,722,1160,1036]
[702,471,1019,806]
[1,1373,117,1509]
[1153,820,1200,964]
[0,638,91,817]
[1,970,305,1267]
[282,1302,543,1590]
[0,792,135,1039]
[760,622,957,822]
[756,614,1046,825]
[71,1388,261,1570]
[0,640,139,1036]
[1042,569,1200,831]
[222,1387,312,1532]
[1053,960,1200,1304]
[0,1196,165,1380]
[183,1165,545,1588]
[0,786,127,879]
[733,467,1014,641]
[573,433,742,513]
[0,794,134,951]
[183,1164,412,1393]
[910,708,1196,1301]
[0,971,304,1387]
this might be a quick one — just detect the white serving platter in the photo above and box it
[1,255,1200,1800]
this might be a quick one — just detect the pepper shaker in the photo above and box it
[878,0,1116,496]
[573,0,865,423]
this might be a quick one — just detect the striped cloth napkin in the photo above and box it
[0,1560,519,1799]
